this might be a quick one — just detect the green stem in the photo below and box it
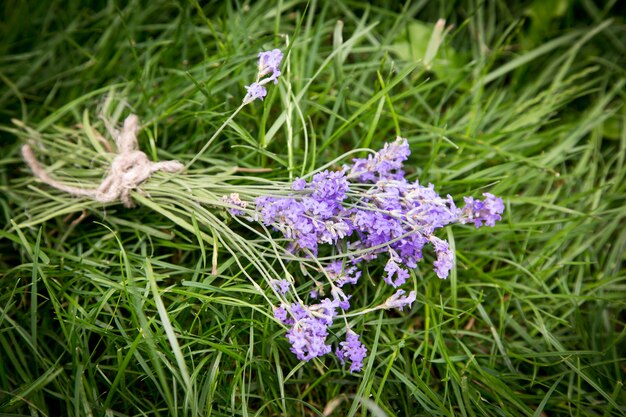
[185,102,247,169]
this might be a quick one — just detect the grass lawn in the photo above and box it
[1,1,625,416]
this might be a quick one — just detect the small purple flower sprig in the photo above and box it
[187,49,283,168]
[224,137,504,373]
[243,49,283,104]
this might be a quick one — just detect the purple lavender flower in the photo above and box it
[284,302,333,361]
[290,303,309,321]
[274,306,291,324]
[255,172,354,254]
[351,209,404,259]
[257,49,283,82]
[255,195,322,253]
[404,183,459,234]
[271,279,291,295]
[244,49,283,104]
[309,297,341,326]
[383,250,410,287]
[461,193,505,227]
[309,170,350,201]
[347,137,410,182]
[286,317,332,361]
[292,177,306,191]
[394,233,429,269]
[430,236,454,279]
[382,289,416,311]
[243,82,267,104]
[336,330,368,373]
[337,297,350,310]
[221,192,248,216]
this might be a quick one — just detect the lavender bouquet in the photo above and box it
[20,48,505,374]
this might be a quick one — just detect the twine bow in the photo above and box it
[22,114,184,208]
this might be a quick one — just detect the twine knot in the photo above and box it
[22,114,184,208]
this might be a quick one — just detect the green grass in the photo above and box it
[1,1,625,416]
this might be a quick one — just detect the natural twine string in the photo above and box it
[22,114,184,208]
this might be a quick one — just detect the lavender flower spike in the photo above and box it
[286,315,332,361]
[430,236,454,279]
[270,279,291,295]
[336,330,367,373]
[257,49,283,83]
[222,192,248,215]
[461,192,505,227]
[243,49,283,104]
[243,82,267,104]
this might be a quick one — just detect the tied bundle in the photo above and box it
[22,115,184,208]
